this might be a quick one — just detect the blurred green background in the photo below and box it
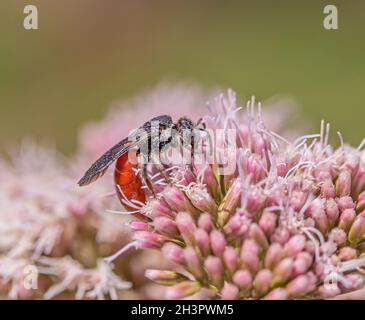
[0,0,364,154]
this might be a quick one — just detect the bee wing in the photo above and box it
[78,115,173,187]
[78,136,143,186]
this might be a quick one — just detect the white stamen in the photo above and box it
[357,138,365,151]
[106,209,140,215]
[104,242,137,264]
[294,134,321,147]
[284,161,314,180]
[131,199,146,206]
[269,130,290,145]
[320,120,324,147]
[302,228,321,262]
[324,123,330,146]
[116,185,142,210]
[339,258,365,273]
[337,131,344,150]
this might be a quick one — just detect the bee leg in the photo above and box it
[158,164,172,185]
[187,141,196,176]
[139,162,156,196]
[151,153,171,185]
[136,149,155,196]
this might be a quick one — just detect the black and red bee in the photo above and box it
[78,115,207,210]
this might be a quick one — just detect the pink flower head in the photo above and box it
[97,89,365,300]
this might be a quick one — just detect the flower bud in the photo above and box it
[232,270,252,291]
[265,243,284,270]
[145,199,172,218]
[259,211,277,236]
[162,242,185,265]
[224,212,250,235]
[293,252,313,276]
[319,242,337,262]
[320,179,336,199]
[171,167,195,187]
[248,223,269,250]
[342,273,365,291]
[317,284,341,298]
[314,166,332,183]
[163,186,198,214]
[314,262,325,279]
[153,216,179,237]
[194,228,210,256]
[204,256,224,287]
[305,240,316,255]
[306,271,317,289]
[200,164,219,199]
[344,153,360,176]
[338,209,356,232]
[133,231,167,249]
[336,170,352,197]
[348,211,365,245]
[217,179,242,227]
[337,196,355,212]
[176,212,196,244]
[184,246,204,279]
[186,184,218,214]
[286,274,312,298]
[223,246,238,273]
[266,188,283,206]
[307,199,329,235]
[353,166,365,198]
[276,156,289,177]
[272,258,293,286]
[242,239,261,256]
[290,190,308,211]
[271,227,290,245]
[305,198,324,218]
[129,220,149,231]
[165,281,201,299]
[338,247,357,261]
[210,230,226,257]
[264,288,288,300]
[328,228,347,246]
[284,234,306,257]
[254,269,273,296]
[240,250,260,275]
[245,154,264,182]
[246,189,266,213]
[221,282,239,300]
[145,269,188,285]
[325,199,339,228]
[197,213,214,233]
[356,191,365,212]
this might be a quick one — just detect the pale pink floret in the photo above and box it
[0,143,131,300]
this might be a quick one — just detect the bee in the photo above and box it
[78,115,207,210]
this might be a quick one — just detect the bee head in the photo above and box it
[176,117,195,131]
[174,117,194,146]
[176,117,209,149]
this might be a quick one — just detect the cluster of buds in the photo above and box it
[110,90,365,299]
[0,142,131,299]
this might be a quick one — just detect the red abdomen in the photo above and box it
[114,151,146,212]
